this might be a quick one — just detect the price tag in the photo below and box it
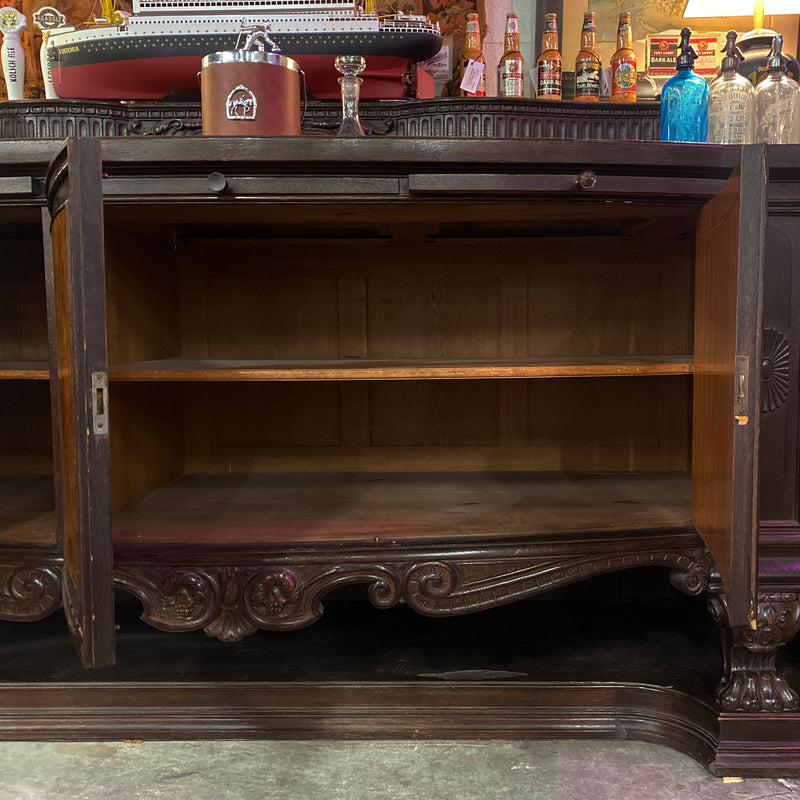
[460,59,485,95]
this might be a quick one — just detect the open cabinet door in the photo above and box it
[693,144,766,631]
[46,138,115,667]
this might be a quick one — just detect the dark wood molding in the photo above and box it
[0,680,717,769]
[716,712,800,777]
[0,98,662,142]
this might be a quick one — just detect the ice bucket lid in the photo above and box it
[201,50,300,72]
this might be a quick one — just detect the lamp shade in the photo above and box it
[683,0,799,14]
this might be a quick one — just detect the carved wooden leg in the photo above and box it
[708,592,800,712]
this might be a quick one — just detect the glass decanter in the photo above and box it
[335,54,366,136]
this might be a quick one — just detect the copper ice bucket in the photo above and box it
[201,49,303,136]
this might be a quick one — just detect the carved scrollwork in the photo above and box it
[116,564,401,641]
[127,118,203,136]
[62,569,84,643]
[405,561,459,610]
[669,549,712,596]
[301,117,396,136]
[709,593,800,712]
[762,328,791,413]
[0,564,62,621]
[116,547,711,640]
[115,567,220,634]
[401,549,711,616]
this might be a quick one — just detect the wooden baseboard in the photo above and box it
[0,680,718,769]
[714,712,800,777]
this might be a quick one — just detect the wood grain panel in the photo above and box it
[528,376,691,472]
[205,382,341,449]
[367,276,500,358]
[0,239,47,361]
[0,475,56,545]
[109,383,184,515]
[105,226,180,365]
[0,382,53,474]
[50,210,78,583]
[108,355,694,381]
[183,444,691,475]
[48,139,116,667]
[529,271,663,356]
[171,237,684,278]
[111,471,692,545]
[369,381,500,446]
[693,147,765,629]
[201,269,340,360]
[110,471,692,545]
[529,377,662,446]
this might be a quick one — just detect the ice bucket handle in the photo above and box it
[237,23,281,54]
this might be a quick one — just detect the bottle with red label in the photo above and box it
[497,12,525,97]
[610,12,637,102]
[536,12,562,100]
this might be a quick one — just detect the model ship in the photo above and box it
[45,0,443,101]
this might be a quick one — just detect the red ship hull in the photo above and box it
[51,53,431,101]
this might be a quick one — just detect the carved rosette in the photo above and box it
[709,593,800,712]
[761,328,791,413]
[159,569,217,623]
[0,564,62,621]
[242,569,303,630]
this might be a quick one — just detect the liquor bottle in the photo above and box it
[660,28,708,142]
[497,12,525,98]
[446,12,485,97]
[755,34,800,144]
[610,12,637,103]
[536,12,562,100]
[574,11,601,102]
[708,30,755,144]
[459,12,486,97]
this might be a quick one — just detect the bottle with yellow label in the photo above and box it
[610,12,637,102]
[497,12,525,98]
[536,12,562,99]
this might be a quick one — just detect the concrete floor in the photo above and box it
[0,740,799,800]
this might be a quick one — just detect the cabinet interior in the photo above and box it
[103,200,699,547]
[0,225,55,546]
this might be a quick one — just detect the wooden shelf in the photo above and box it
[108,356,695,382]
[0,361,49,380]
[112,471,692,547]
[0,475,56,546]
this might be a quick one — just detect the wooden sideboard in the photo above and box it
[4,136,800,777]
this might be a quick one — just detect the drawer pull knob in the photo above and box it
[575,170,597,190]
[208,172,229,193]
